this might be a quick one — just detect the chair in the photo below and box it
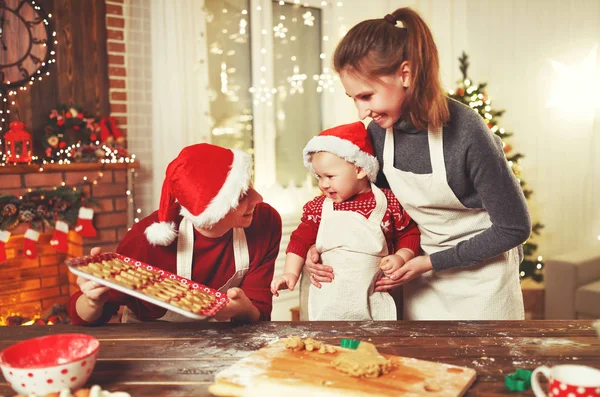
[544,248,600,319]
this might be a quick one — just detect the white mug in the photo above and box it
[531,364,600,397]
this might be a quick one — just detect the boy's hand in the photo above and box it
[270,273,299,297]
[379,254,406,277]
[214,288,259,322]
[77,246,110,308]
[77,276,110,307]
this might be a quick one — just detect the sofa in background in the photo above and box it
[544,248,600,319]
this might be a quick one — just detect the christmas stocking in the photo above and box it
[75,207,97,237]
[0,230,11,263]
[24,229,40,260]
[50,220,69,253]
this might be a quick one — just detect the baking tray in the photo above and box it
[67,252,229,320]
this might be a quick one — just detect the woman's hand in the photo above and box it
[214,288,260,322]
[304,245,334,288]
[374,255,433,292]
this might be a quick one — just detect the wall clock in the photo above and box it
[0,0,56,132]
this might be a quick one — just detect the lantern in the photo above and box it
[4,121,32,163]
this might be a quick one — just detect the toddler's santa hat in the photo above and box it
[303,121,379,182]
[145,143,252,246]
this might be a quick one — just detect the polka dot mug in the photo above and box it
[531,364,600,397]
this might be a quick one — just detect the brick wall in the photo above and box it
[107,0,155,215]
[0,231,82,320]
[0,164,134,320]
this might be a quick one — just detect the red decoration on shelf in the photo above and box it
[75,207,97,237]
[4,121,33,163]
[0,230,10,263]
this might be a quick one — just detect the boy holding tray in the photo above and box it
[68,143,282,324]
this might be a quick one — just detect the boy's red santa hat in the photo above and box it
[303,121,379,182]
[145,143,252,246]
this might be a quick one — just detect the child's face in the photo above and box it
[311,152,368,203]
[340,69,406,129]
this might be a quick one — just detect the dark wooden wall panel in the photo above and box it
[10,0,110,154]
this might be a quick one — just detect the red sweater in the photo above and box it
[287,188,420,258]
[68,202,282,325]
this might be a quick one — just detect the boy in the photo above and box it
[271,122,420,320]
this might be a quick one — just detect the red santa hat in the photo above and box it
[144,143,252,246]
[303,121,379,182]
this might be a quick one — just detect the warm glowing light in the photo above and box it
[547,47,600,119]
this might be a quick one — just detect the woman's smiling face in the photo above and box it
[340,68,408,129]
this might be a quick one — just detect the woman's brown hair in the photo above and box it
[333,8,449,130]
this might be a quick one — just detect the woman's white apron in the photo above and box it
[382,127,524,320]
[122,219,249,323]
[308,184,397,321]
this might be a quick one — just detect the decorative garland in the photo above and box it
[0,186,87,231]
[0,186,98,263]
[41,104,129,162]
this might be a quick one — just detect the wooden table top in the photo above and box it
[0,320,598,397]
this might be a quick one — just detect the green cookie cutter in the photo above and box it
[340,338,360,349]
[505,368,533,391]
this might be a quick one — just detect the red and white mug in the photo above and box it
[532,364,600,397]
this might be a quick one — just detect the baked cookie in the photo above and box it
[76,258,216,314]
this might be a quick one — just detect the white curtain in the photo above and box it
[150,0,211,208]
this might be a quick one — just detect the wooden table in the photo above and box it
[1,321,598,396]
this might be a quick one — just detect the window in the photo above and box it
[205,0,325,215]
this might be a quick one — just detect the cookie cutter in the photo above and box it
[340,338,360,349]
[505,368,533,391]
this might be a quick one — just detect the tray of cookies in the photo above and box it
[66,253,229,320]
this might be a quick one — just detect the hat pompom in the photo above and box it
[144,221,177,246]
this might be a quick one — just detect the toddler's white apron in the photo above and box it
[382,127,524,320]
[308,184,397,321]
[122,219,249,323]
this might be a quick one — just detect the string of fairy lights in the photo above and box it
[210,0,344,109]
[0,0,142,227]
[0,0,57,134]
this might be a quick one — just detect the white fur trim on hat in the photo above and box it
[180,149,252,228]
[144,221,178,246]
[303,135,379,182]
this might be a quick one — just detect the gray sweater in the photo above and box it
[368,98,532,272]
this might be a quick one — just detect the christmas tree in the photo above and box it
[448,52,544,282]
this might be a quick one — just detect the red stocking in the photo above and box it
[24,229,40,260]
[75,207,97,237]
[50,220,69,253]
[0,230,11,263]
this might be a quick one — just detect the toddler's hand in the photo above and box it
[270,273,299,297]
[379,254,406,277]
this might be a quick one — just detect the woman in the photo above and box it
[305,7,531,320]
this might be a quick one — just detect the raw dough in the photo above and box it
[284,336,336,354]
[284,335,305,351]
[331,341,394,378]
